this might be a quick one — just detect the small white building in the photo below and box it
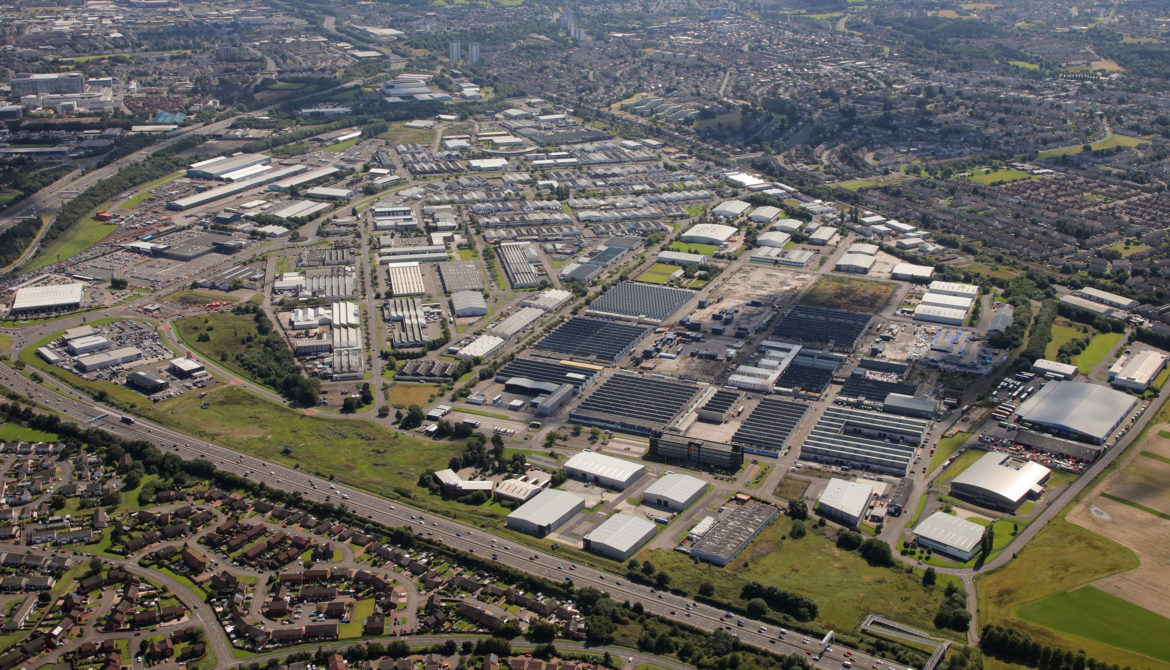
[816,478,874,527]
[913,511,986,561]
[891,262,935,281]
[836,253,875,274]
[583,513,657,560]
[928,281,979,299]
[641,473,706,511]
[506,489,585,537]
[748,206,782,223]
[771,219,803,233]
[1109,350,1168,391]
[756,231,791,248]
[808,227,840,246]
[1033,359,1078,380]
[564,451,645,490]
[456,334,505,360]
[913,304,966,325]
[711,200,750,219]
[451,291,488,318]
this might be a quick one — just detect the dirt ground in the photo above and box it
[1067,424,1170,618]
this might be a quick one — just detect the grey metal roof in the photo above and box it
[817,478,874,519]
[583,514,657,553]
[1016,380,1136,442]
[506,489,584,527]
[950,452,1051,505]
[913,511,985,553]
[642,473,707,506]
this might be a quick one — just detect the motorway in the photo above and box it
[0,360,913,670]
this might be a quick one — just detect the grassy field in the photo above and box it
[1016,587,1170,663]
[832,174,910,190]
[1008,60,1040,70]
[930,432,972,472]
[117,171,182,209]
[174,311,277,389]
[967,168,1033,185]
[1044,318,1091,360]
[636,263,680,285]
[167,291,238,307]
[324,137,360,153]
[140,386,461,501]
[976,518,1148,666]
[376,122,435,146]
[458,248,479,260]
[22,217,117,274]
[668,241,718,256]
[642,515,960,636]
[1108,242,1152,258]
[384,382,441,407]
[1075,331,1123,374]
[803,275,897,314]
[1038,134,1148,159]
[0,333,10,351]
[0,423,60,442]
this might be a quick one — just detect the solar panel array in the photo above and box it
[572,374,701,428]
[772,305,874,351]
[839,376,917,403]
[732,398,810,451]
[777,365,834,394]
[496,357,599,392]
[534,317,649,362]
[702,390,742,416]
[587,281,696,323]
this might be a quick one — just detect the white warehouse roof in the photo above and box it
[11,283,83,311]
[748,205,782,222]
[950,451,1052,508]
[817,478,874,521]
[756,231,791,248]
[583,513,657,557]
[914,512,985,555]
[506,489,585,529]
[928,281,979,298]
[711,200,750,218]
[642,473,706,508]
[1016,380,1136,443]
[564,451,646,489]
[681,223,737,245]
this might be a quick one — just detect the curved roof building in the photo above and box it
[1015,380,1136,444]
[949,451,1051,511]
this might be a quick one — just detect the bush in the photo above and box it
[858,538,895,566]
[836,530,863,551]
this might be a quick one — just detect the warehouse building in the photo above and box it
[563,451,646,490]
[711,200,750,219]
[494,478,543,503]
[800,406,927,476]
[505,489,585,537]
[456,334,505,360]
[808,227,840,246]
[9,283,84,315]
[891,262,935,281]
[497,242,541,288]
[1059,294,1126,319]
[523,288,573,312]
[586,281,695,324]
[305,186,355,200]
[127,370,169,394]
[438,262,487,292]
[642,473,707,512]
[949,451,1052,511]
[988,304,1015,335]
[817,478,875,527]
[268,166,340,191]
[570,375,702,436]
[681,223,737,245]
[772,219,803,233]
[913,304,967,326]
[913,512,986,561]
[1074,287,1138,311]
[928,281,979,299]
[748,205,782,223]
[385,262,426,296]
[188,154,270,179]
[920,292,974,312]
[1109,350,1168,391]
[583,514,657,560]
[689,502,779,566]
[657,250,707,265]
[835,253,875,274]
[756,231,791,248]
[451,291,488,318]
[67,335,111,356]
[490,307,544,340]
[1033,359,1077,380]
[167,165,307,210]
[1016,380,1136,444]
[883,393,936,419]
[76,346,142,372]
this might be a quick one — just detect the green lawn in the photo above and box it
[339,598,376,638]
[1045,319,1089,360]
[977,518,1145,666]
[324,137,361,153]
[1009,60,1040,70]
[0,423,60,442]
[643,516,960,637]
[930,432,972,472]
[636,263,680,285]
[22,217,118,274]
[1038,135,1148,159]
[118,171,182,209]
[803,275,897,314]
[936,448,985,487]
[1152,366,1170,392]
[458,248,479,260]
[668,241,718,256]
[139,386,463,508]
[1075,331,1123,374]
[1017,587,1170,663]
[174,311,279,390]
[832,174,910,190]
[967,169,1033,185]
[1107,242,1152,258]
[384,383,440,407]
[0,333,11,351]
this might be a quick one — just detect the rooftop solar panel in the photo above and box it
[587,281,696,323]
[534,317,649,363]
[732,398,810,451]
[570,374,701,435]
[772,304,874,352]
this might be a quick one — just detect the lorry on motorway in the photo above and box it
[120,416,135,424]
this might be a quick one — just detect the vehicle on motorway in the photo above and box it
[121,416,135,424]
[341,494,349,500]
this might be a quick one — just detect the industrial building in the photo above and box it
[913,512,986,561]
[385,262,426,296]
[756,231,791,248]
[949,451,1052,511]
[891,262,935,281]
[438,262,487,292]
[489,307,544,340]
[12,72,85,96]
[267,166,340,191]
[808,227,840,246]
[835,253,875,274]
[522,289,573,312]
[534,317,648,363]
[127,371,169,394]
[920,293,974,311]
[689,502,779,566]
[497,242,542,288]
[658,250,707,265]
[773,305,873,352]
[167,165,308,210]
[505,489,585,537]
[748,206,782,223]
[711,201,750,219]
[305,186,354,200]
[1033,359,1077,380]
[494,478,543,503]
[582,514,657,560]
[928,281,979,299]
[913,304,967,326]
[1059,294,1126,320]
[1015,380,1137,444]
[883,393,936,419]
[563,451,646,490]
[649,432,743,471]
[988,304,1015,335]
[1109,350,1168,391]
[76,347,142,372]
[456,334,505,360]
[1074,287,1138,311]
[586,282,695,324]
[817,478,875,527]
[9,283,84,315]
[772,218,803,233]
[570,374,701,436]
[641,473,707,512]
[451,291,488,318]
[187,154,271,179]
[383,298,427,349]
[800,406,927,476]
[681,223,736,245]
[731,398,809,453]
